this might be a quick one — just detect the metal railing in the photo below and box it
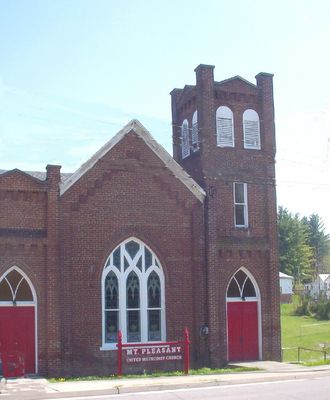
[282,346,329,363]
[297,347,328,363]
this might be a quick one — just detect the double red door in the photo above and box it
[0,307,35,377]
[227,301,259,361]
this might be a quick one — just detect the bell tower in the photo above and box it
[170,65,281,366]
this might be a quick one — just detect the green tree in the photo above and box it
[302,214,330,276]
[324,253,330,273]
[278,207,313,284]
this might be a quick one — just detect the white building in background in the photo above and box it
[305,274,330,299]
[279,272,294,303]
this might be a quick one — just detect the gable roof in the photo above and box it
[216,75,258,89]
[318,274,330,282]
[60,119,206,202]
[279,272,294,279]
[0,169,72,183]
[0,168,46,185]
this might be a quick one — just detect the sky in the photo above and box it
[0,0,329,232]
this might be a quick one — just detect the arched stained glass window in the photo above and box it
[126,271,140,342]
[125,241,140,259]
[105,271,119,343]
[105,272,118,308]
[227,269,257,299]
[112,247,121,270]
[136,257,143,271]
[145,248,152,270]
[102,238,165,347]
[148,272,161,341]
[148,272,160,308]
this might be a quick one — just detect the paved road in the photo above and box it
[2,374,330,400]
[46,376,330,400]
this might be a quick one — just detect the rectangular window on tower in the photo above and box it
[234,182,248,228]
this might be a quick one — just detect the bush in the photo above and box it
[294,296,311,316]
[293,295,330,320]
[314,299,330,320]
[305,296,330,320]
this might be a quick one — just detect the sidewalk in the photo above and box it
[2,362,330,399]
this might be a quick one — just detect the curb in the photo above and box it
[44,367,330,396]
[2,366,330,399]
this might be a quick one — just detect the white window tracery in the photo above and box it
[102,238,165,349]
[227,269,257,299]
[0,267,35,304]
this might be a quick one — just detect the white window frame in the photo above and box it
[191,111,199,151]
[181,119,190,159]
[233,182,248,228]
[216,106,234,147]
[243,109,260,150]
[101,238,166,350]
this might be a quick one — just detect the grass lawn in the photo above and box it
[48,366,259,382]
[281,300,330,362]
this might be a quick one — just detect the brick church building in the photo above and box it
[0,65,281,377]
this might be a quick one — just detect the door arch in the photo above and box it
[226,268,261,361]
[0,266,37,376]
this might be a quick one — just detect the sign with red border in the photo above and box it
[116,328,190,376]
[125,344,183,363]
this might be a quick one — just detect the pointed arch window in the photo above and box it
[126,271,141,342]
[181,119,190,159]
[191,111,199,151]
[227,270,257,300]
[104,271,119,343]
[0,268,34,304]
[147,271,161,341]
[102,238,165,349]
[243,109,260,149]
[216,106,234,147]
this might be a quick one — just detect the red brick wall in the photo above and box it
[0,172,47,230]
[171,65,281,365]
[59,132,205,376]
[0,166,62,376]
[1,136,206,377]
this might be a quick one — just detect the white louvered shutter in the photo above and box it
[243,109,260,149]
[191,111,199,150]
[216,106,234,147]
[181,120,190,158]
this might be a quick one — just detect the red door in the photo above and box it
[227,301,259,361]
[0,307,35,377]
